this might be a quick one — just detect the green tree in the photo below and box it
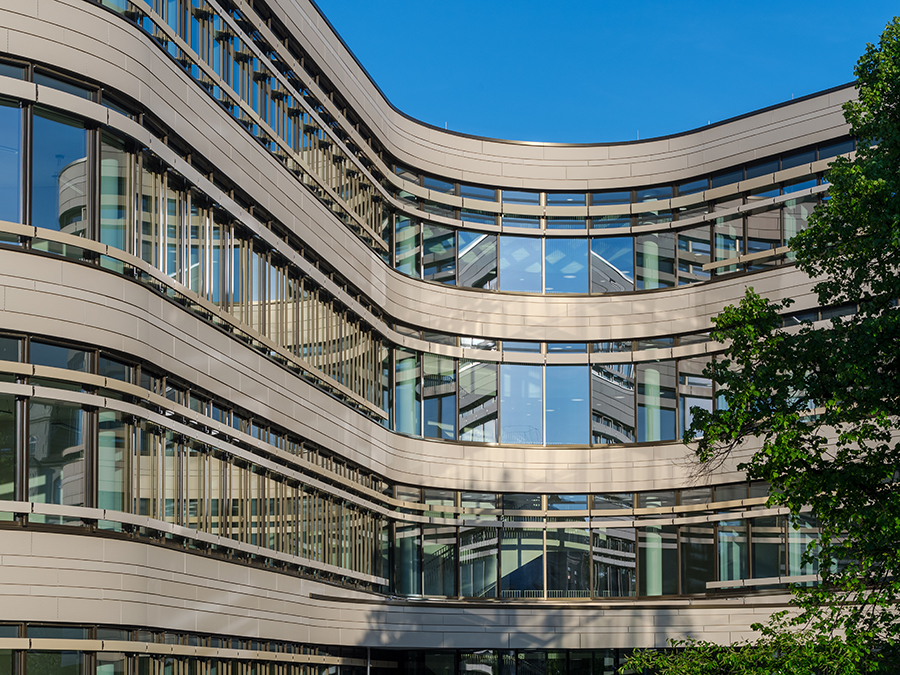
[623,17,900,675]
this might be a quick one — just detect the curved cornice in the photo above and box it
[268,0,854,188]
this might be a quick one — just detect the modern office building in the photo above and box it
[0,0,856,672]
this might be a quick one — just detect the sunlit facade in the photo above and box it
[0,0,856,673]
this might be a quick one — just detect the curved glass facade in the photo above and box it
[0,0,854,667]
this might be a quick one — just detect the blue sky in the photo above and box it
[313,1,897,143]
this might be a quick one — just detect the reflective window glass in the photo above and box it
[394,216,420,278]
[677,178,708,195]
[638,525,677,595]
[544,238,588,293]
[0,99,21,224]
[460,184,495,201]
[394,349,420,436]
[423,354,456,440]
[782,148,816,170]
[545,217,586,230]
[546,365,589,445]
[547,527,590,597]
[0,394,14,501]
[100,134,131,250]
[459,360,497,443]
[679,357,713,438]
[592,526,636,597]
[33,109,87,233]
[31,341,89,372]
[34,72,93,99]
[680,521,715,593]
[28,399,84,507]
[500,364,542,445]
[591,364,635,445]
[592,215,631,230]
[591,237,633,293]
[546,192,585,206]
[501,215,541,229]
[98,410,128,511]
[458,231,497,290]
[501,190,540,205]
[0,337,19,362]
[500,528,544,597]
[637,361,676,442]
[460,525,498,597]
[677,226,711,285]
[499,236,542,293]
[503,341,541,353]
[423,525,457,596]
[592,190,631,205]
[635,232,675,289]
[422,223,456,284]
[711,168,743,188]
[636,186,672,202]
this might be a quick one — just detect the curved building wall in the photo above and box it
[0,0,849,669]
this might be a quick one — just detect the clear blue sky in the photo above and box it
[312,1,897,144]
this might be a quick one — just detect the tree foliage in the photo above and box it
[622,17,900,675]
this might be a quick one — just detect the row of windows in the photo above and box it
[0,393,387,580]
[392,193,818,293]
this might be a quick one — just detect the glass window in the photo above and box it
[422,175,454,194]
[460,524,498,597]
[711,168,743,188]
[545,217,586,230]
[788,514,820,577]
[501,215,541,229]
[677,178,708,195]
[501,528,543,597]
[546,365,589,445]
[460,209,495,226]
[546,192,585,206]
[782,148,816,170]
[394,523,421,596]
[818,138,854,159]
[680,521,715,593]
[783,177,817,194]
[27,652,84,675]
[0,337,19,362]
[423,525,457,596]
[28,399,84,507]
[679,357,713,438]
[394,349,420,436]
[500,364,542,445]
[783,196,816,249]
[591,214,631,229]
[719,519,749,583]
[422,224,456,285]
[34,72,93,99]
[32,108,87,234]
[752,515,786,579]
[547,527,590,597]
[499,236,542,293]
[637,362,676,442]
[544,238,588,293]
[746,158,779,180]
[460,184,495,201]
[0,62,25,79]
[98,355,132,383]
[458,231,497,290]
[31,340,89,372]
[591,364,635,444]
[638,525,677,595]
[394,216,420,278]
[714,214,744,272]
[592,190,631,206]
[501,190,540,205]
[100,133,131,250]
[423,354,456,440]
[677,226,711,285]
[0,395,14,502]
[98,410,128,511]
[635,232,675,289]
[636,186,672,202]
[503,341,541,353]
[591,237,633,293]
[0,99,21,224]
[546,343,585,353]
[458,360,497,443]
[592,525,636,597]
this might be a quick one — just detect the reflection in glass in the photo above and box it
[423,354,456,440]
[680,521,715,593]
[783,197,816,257]
[752,515,786,579]
[501,528,543,597]
[458,230,497,290]
[500,364,542,445]
[423,525,457,596]
[28,399,84,507]
[546,365,588,445]
[395,349,420,436]
[788,514,820,578]
[395,523,421,595]
[714,211,743,273]
[458,360,497,442]
[546,528,590,597]
[98,411,128,511]
[31,341,89,372]
[0,395,14,501]
[0,99,21,224]
[395,216,420,278]
[677,226,711,285]
[591,364,635,444]
[544,238,588,293]
[638,525,677,595]
[499,236,542,293]
[459,526,498,598]
[679,357,713,438]
[33,109,87,233]
[745,202,781,269]
[100,133,130,250]
[637,362,676,442]
[592,526,636,596]
[27,652,83,675]
[422,223,456,284]
[718,519,748,583]
[590,237,633,293]
[635,232,675,289]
